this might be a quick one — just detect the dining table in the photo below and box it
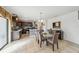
[42,31,53,39]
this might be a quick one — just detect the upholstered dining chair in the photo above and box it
[39,30,47,47]
[46,31,59,51]
[35,29,39,44]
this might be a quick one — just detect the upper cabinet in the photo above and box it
[12,14,19,27]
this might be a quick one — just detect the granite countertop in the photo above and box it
[23,26,37,29]
[12,26,22,31]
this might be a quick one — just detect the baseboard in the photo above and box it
[64,40,79,48]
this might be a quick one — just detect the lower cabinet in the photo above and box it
[56,30,63,40]
[11,29,22,41]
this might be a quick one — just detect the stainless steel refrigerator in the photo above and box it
[0,17,8,50]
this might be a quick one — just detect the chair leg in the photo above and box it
[46,40,49,46]
[40,41,42,47]
[52,44,54,51]
[38,39,39,44]
[57,42,59,49]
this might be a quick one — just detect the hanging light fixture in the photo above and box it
[40,12,44,23]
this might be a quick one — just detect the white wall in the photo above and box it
[47,11,79,45]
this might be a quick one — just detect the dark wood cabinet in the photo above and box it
[55,30,63,40]
[11,14,19,28]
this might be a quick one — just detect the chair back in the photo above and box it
[48,29,53,34]
[53,31,59,44]
[39,29,44,40]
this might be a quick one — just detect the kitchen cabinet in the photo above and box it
[12,29,22,41]
[55,30,63,40]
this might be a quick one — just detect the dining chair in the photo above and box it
[46,31,59,51]
[35,29,40,44]
[39,30,47,47]
[48,28,53,34]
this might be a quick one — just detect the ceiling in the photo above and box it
[4,6,79,20]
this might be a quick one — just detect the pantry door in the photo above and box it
[0,17,8,50]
